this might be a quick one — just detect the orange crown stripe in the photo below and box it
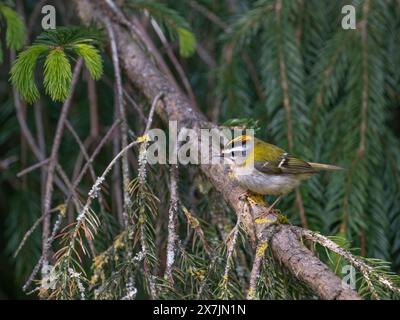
[227,135,252,146]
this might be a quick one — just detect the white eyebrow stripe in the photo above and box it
[222,146,247,154]
[278,152,289,168]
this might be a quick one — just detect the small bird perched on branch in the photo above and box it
[221,135,343,210]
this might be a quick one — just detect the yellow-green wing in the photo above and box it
[252,139,317,175]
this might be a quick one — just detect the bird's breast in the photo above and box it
[232,167,303,195]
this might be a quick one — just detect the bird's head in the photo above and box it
[221,134,254,166]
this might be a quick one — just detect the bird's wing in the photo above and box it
[254,154,318,175]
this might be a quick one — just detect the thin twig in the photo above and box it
[102,76,147,122]
[16,158,50,177]
[65,121,98,185]
[150,18,197,108]
[164,164,179,284]
[112,112,124,224]
[41,59,83,267]
[247,241,268,300]
[221,204,243,293]
[295,188,308,228]
[14,206,61,259]
[103,0,179,88]
[296,227,400,296]
[144,92,163,134]
[275,0,294,151]
[358,0,370,158]
[34,101,46,205]
[72,120,121,195]
[87,75,100,138]
[23,213,64,292]
[105,16,131,226]
[275,0,306,227]
[188,0,229,30]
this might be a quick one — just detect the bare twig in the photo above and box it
[105,16,132,226]
[295,227,400,296]
[145,93,163,133]
[164,164,179,284]
[23,213,64,292]
[65,121,98,185]
[188,0,229,30]
[101,0,178,88]
[87,76,100,138]
[150,18,197,108]
[275,0,294,151]
[295,188,308,228]
[247,241,268,299]
[358,0,370,158]
[112,113,124,224]
[34,101,47,204]
[0,156,18,170]
[41,59,83,266]
[221,203,243,295]
[72,120,121,196]
[275,0,306,227]
[17,158,50,177]
[103,76,147,122]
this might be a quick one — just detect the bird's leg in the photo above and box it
[266,195,282,215]
[254,196,283,224]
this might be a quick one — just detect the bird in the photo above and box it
[221,134,343,210]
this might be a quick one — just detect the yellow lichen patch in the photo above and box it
[136,134,150,143]
[55,203,66,217]
[247,194,266,206]
[277,214,289,224]
[219,274,229,288]
[247,287,257,300]
[189,267,206,281]
[183,206,200,228]
[93,254,107,271]
[113,233,125,250]
[256,241,269,257]
[90,274,99,285]
[255,217,275,224]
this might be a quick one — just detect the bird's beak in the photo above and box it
[220,149,230,156]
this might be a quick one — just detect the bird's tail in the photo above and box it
[308,162,344,171]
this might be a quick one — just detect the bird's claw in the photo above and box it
[238,192,266,206]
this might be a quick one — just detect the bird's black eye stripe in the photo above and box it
[230,149,247,158]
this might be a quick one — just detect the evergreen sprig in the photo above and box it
[10,26,103,103]
[43,48,72,102]
[0,3,26,63]
[125,0,196,57]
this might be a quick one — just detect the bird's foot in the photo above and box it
[238,192,266,206]
[254,209,282,224]
[270,208,281,215]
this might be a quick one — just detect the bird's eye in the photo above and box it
[231,151,235,158]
